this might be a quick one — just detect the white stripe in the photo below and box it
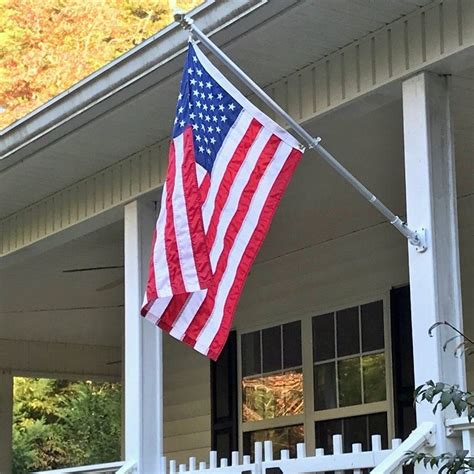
[202,111,252,231]
[194,142,292,355]
[172,133,200,293]
[196,163,207,187]
[170,128,274,341]
[169,289,207,340]
[146,295,172,323]
[153,183,172,295]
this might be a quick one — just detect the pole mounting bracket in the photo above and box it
[411,227,427,253]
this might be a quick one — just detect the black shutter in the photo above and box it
[390,286,416,440]
[210,331,238,461]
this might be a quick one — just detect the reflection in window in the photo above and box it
[241,322,303,422]
[243,370,303,422]
[244,424,304,459]
[312,302,386,411]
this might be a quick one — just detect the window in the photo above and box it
[313,301,386,411]
[239,300,390,457]
[241,321,304,455]
[242,321,303,422]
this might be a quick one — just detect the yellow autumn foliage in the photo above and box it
[0,0,203,130]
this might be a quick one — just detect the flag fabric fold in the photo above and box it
[141,42,304,360]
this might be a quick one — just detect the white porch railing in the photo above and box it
[446,416,474,455]
[161,422,436,474]
[33,460,136,474]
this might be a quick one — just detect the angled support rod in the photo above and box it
[174,13,427,252]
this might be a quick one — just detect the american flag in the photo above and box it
[141,42,303,360]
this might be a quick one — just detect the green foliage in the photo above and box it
[404,450,474,473]
[12,377,121,474]
[415,380,474,421]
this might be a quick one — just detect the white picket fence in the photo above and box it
[161,422,436,474]
[34,421,439,473]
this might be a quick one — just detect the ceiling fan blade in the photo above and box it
[106,360,122,366]
[96,277,124,292]
[63,265,124,273]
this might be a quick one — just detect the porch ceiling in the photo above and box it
[0,0,434,219]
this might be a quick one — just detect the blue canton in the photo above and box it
[172,44,243,173]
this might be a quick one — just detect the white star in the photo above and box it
[189,112,196,120]
[210,104,215,111]
[178,106,184,114]
[193,90,199,97]
[205,81,212,89]
[203,104,208,111]
[198,112,203,119]
[210,137,216,144]
[197,69,203,76]
[200,92,205,99]
[216,126,221,133]
[199,81,204,88]
[228,103,236,111]
[192,124,199,130]
[199,145,204,153]
[187,67,193,74]
[208,93,213,100]
[195,135,201,141]
[174,117,178,124]
[190,78,197,85]
[205,115,211,122]
[206,148,211,155]
[201,124,206,131]
[218,104,225,111]
[217,93,223,100]
[221,115,227,122]
[196,101,202,108]
[212,116,218,123]
[193,56,198,62]
[208,126,214,133]
[178,92,183,100]
[204,137,208,144]
[179,120,185,127]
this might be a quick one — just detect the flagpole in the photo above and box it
[174,13,427,252]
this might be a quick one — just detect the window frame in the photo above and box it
[237,293,394,455]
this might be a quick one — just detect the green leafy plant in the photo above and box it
[404,323,474,473]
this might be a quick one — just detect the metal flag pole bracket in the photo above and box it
[174,13,428,253]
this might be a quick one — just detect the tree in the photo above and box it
[12,377,122,473]
[0,0,203,129]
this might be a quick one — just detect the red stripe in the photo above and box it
[199,173,211,204]
[205,119,262,250]
[207,148,302,360]
[164,141,186,294]
[182,134,282,346]
[182,126,212,289]
[141,228,158,316]
[153,122,261,330]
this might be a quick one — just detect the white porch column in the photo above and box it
[124,200,163,473]
[0,371,13,474]
[402,72,465,451]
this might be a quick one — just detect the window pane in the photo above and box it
[262,326,282,373]
[242,332,261,377]
[315,419,342,454]
[314,362,337,411]
[338,357,362,407]
[336,307,360,357]
[343,415,368,452]
[368,413,388,449]
[312,313,335,362]
[242,370,303,422]
[361,301,384,352]
[244,425,304,459]
[362,353,386,403]
[283,321,302,368]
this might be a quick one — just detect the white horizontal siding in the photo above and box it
[163,335,210,465]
